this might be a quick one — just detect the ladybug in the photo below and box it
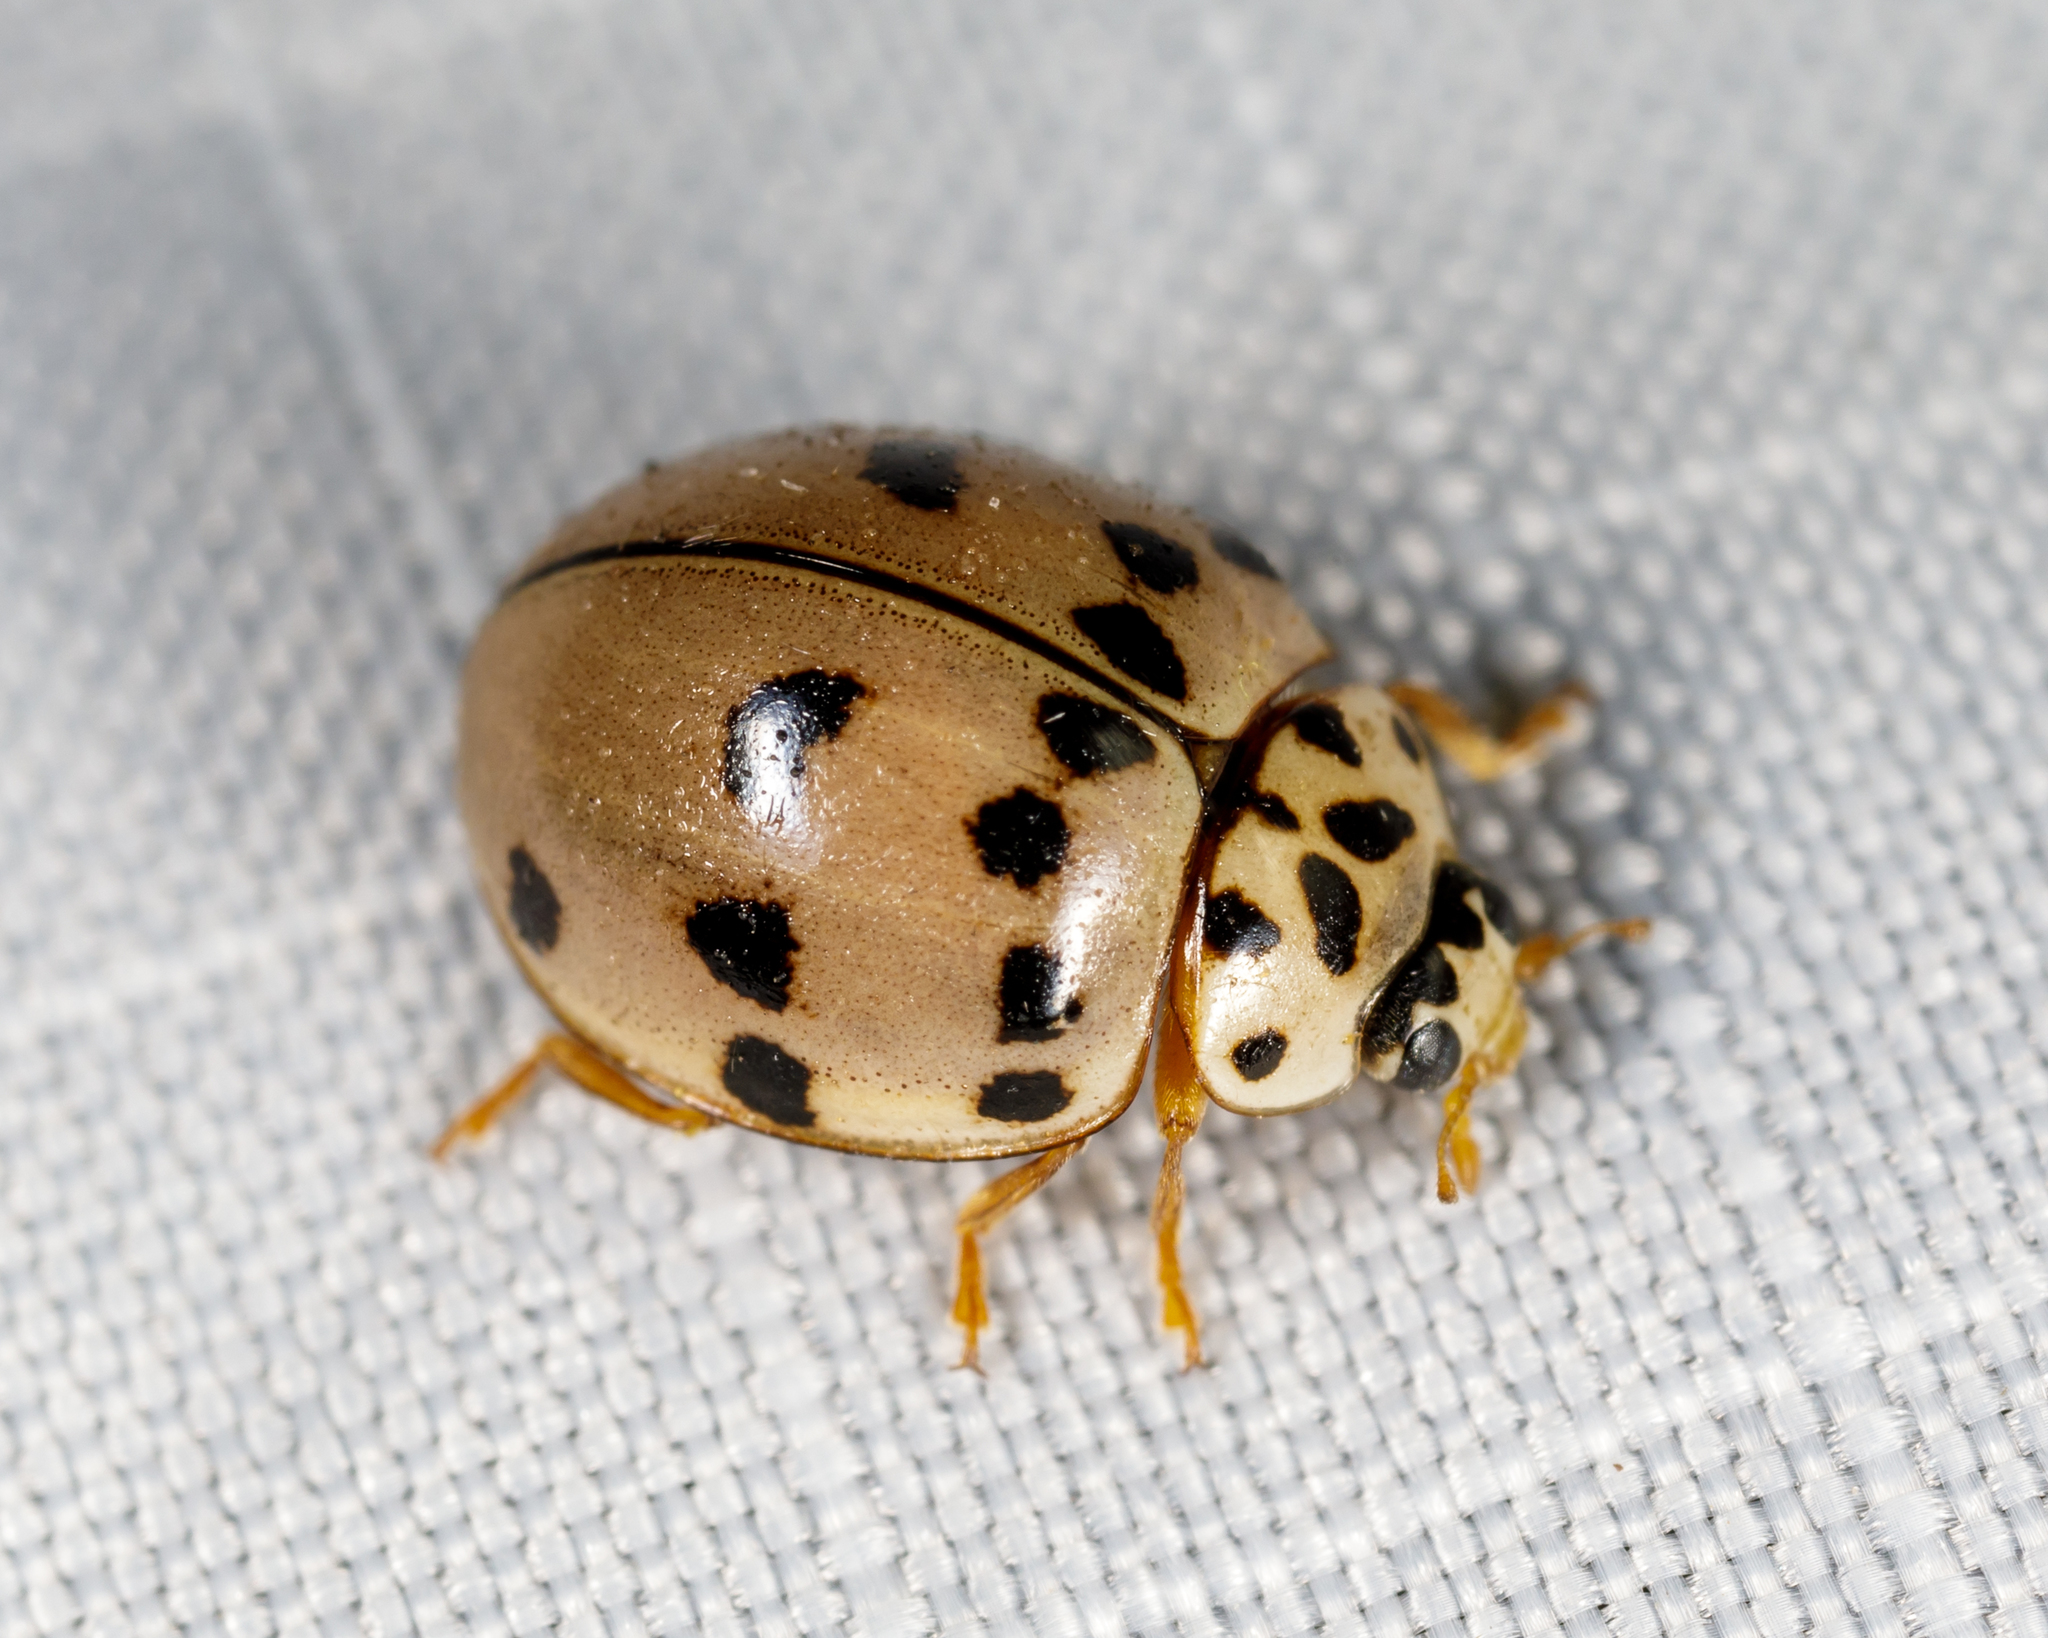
[437,426,1646,1367]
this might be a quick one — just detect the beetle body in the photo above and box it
[446,426,1642,1365]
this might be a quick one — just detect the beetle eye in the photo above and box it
[1394,1019,1462,1091]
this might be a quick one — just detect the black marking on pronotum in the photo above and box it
[686,898,798,1010]
[1299,853,1362,975]
[1362,862,1510,1073]
[1289,702,1363,767]
[1209,523,1281,580]
[1394,1018,1462,1092]
[1391,713,1424,764]
[999,945,1082,1042]
[722,1034,814,1126]
[1428,868,1484,950]
[505,540,1184,737]
[1231,1028,1287,1081]
[1102,521,1200,594]
[1468,866,1522,945]
[1363,946,1459,1059]
[978,1070,1073,1123]
[969,789,1070,889]
[1323,798,1416,863]
[723,669,865,807]
[1248,792,1301,831]
[1426,860,1518,950]
[1070,602,1188,701]
[1036,693,1155,776]
[507,847,561,953]
[1204,889,1280,958]
[860,438,963,511]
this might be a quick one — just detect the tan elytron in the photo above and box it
[441,425,1646,1370]
[517,424,1328,741]
[461,552,1205,1158]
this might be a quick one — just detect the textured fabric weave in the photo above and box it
[7,3,2048,1632]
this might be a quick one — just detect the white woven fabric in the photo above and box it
[7,2,2048,1632]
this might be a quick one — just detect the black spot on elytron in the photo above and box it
[1394,1019,1463,1092]
[1036,693,1156,776]
[978,1071,1073,1123]
[1289,702,1363,767]
[999,945,1082,1042]
[969,789,1070,889]
[1209,523,1281,580]
[1204,889,1280,958]
[507,847,560,953]
[1299,853,1363,976]
[685,898,798,1011]
[860,438,963,511]
[1391,713,1424,764]
[1231,1028,1288,1081]
[1363,945,1460,1059]
[1102,521,1200,594]
[723,669,866,807]
[1324,798,1416,863]
[722,1035,815,1126]
[1248,792,1301,831]
[1070,603,1188,700]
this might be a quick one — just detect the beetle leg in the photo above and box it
[1151,1015,1208,1370]
[1429,918,1650,1202]
[1432,1058,1487,1204]
[951,1137,1087,1372]
[1385,680,1592,781]
[1514,917,1651,982]
[431,1033,716,1159]
[1148,884,1210,1370]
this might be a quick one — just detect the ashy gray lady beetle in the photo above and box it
[438,426,1645,1367]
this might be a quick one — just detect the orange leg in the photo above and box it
[1433,1058,1485,1204]
[1515,918,1652,982]
[952,1138,1086,1372]
[1386,680,1592,781]
[1432,918,1651,1203]
[431,1033,716,1160]
[1151,1020,1208,1370]
[1148,887,1212,1369]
